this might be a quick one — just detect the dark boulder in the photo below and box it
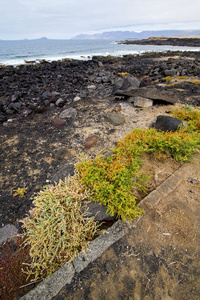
[155,115,183,132]
[55,148,69,161]
[82,200,116,221]
[164,69,177,77]
[194,65,200,75]
[8,102,21,113]
[0,114,7,123]
[11,93,21,102]
[139,77,152,87]
[113,74,140,95]
[51,163,75,184]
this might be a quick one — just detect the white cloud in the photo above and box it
[0,0,200,39]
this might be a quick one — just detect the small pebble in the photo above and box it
[84,135,99,149]
[105,260,113,274]
[51,118,66,128]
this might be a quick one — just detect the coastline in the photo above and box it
[1,38,200,67]
[120,36,200,47]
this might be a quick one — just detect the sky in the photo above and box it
[1,0,200,40]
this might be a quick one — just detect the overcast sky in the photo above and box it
[1,0,200,40]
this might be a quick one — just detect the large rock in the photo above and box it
[8,102,21,112]
[113,74,140,94]
[105,112,125,126]
[82,200,115,221]
[51,163,75,184]
[59,108,77,119]
[55,98,65,107]
[128,96,153,107]
[154,115,183,132]
[11,93,21,102]
[55,148,68,160]
[194,65,200,75]
[164,69,177,77]
[114,86,177,104]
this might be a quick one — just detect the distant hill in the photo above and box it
[39,37,48,40]
[72,30,200,40]
[0,37,49,41]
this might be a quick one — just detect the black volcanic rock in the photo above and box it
[155,115,183,132]
[0,114,7,123]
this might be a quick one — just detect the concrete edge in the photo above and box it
[20,162,191,299]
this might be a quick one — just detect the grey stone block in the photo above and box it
[128,96,153,107]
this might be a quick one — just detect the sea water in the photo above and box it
[0,39,199,66]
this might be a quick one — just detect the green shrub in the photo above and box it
[165,76,172,82]
[172,106,200,132]
[21,174,99,280]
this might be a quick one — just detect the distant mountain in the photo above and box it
[39,37,48,40]
[22,37,48,41]
[28,37,48,41]
[72,30,200,40]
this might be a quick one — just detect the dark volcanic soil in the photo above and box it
[1,51,200,232]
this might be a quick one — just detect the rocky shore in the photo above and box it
[1,50,200,231]
[120,36,200,47]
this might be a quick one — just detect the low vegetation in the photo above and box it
[164,75,200,86]
[21,173,99,280]
[13,187,27,197]
[172,105,200,131]
[21,106,200,280]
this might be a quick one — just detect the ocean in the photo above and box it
[0,39,200,66]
